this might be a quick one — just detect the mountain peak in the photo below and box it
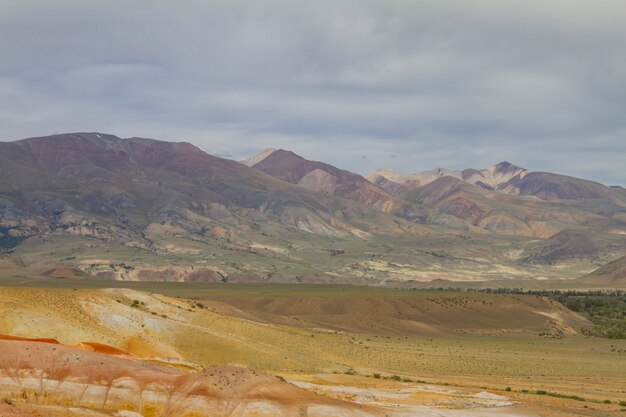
[462,161,528,191]
[492,161,526,173]
[366,168,401,182]
[242,148,277,167]
[367,167,462,187]
[18,131,122,144]
[18,132,200,152]
[496,160,513,168]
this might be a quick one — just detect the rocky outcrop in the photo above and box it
[90,266,228,282]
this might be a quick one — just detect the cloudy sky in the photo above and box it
[1,1,625,185]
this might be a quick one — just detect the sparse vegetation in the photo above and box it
[0,227,26,251]
[535,390,586,401]
[416,288,626,339]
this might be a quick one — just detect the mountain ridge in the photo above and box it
[368,161,529,195]
[1,132,625,286]
[252,149,403,213]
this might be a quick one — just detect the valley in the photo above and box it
[1,133,625,416]
[3,2,625,415]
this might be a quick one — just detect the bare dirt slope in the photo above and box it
[200,292,589,337]
[575,255,626,288]
[0,338,372,417]
[252,149,400,211]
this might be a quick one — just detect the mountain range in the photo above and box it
[1,133,625,287]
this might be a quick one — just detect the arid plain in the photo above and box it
[0,282,624,416]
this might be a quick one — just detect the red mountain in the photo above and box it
[252,149,401,212]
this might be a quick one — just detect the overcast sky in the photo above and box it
[1,1,625,185]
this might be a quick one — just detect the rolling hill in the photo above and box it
[519,229,626,265]
[576,255,626,287]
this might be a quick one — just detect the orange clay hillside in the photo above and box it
[0,334,132,358]
[0,338,372,417]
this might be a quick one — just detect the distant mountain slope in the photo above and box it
[578,255,626,287]
[1,132,624,286]
[0,133,427,243]
[242,147,277,167]
[369,162,528,195]
[252,149,402,212]
[369,158,626,238]
[501,172,616,201]
[368,167,462,195]
[401,176,621,238]
[519,229,626,265]
[369,161,624,203]
[0,133,420,232]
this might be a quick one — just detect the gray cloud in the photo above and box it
[1,0,625,185]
